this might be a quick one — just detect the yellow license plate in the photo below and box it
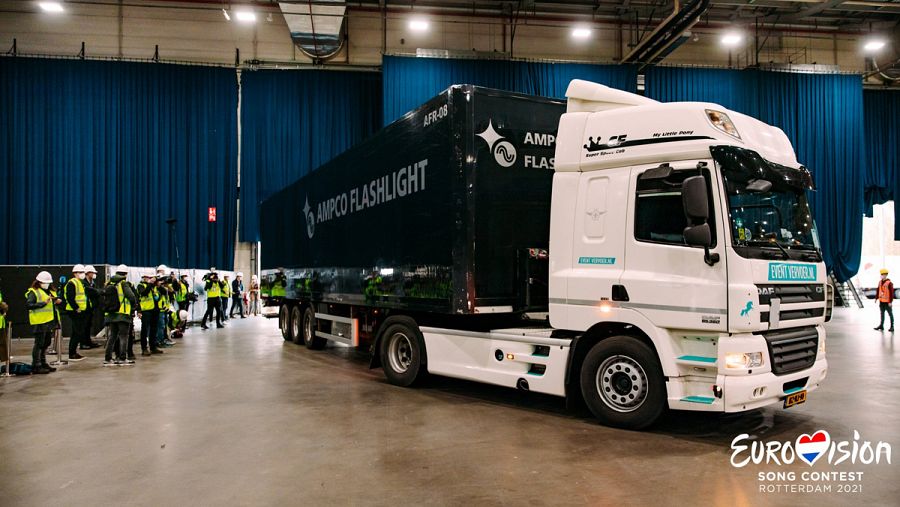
[784,390,807,408]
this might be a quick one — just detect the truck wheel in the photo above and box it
[579,336,666,430]
[279,305,293,341]
[291,306,304,345]
[302,306,326,350]
[379,319,428,387]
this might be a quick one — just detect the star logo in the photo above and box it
[477,119,517,168]
[477,120,503,150]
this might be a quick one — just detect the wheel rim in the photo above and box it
[387,332,413,373]
[595,355,648,413]
[304,311,314,343]
[291,309,300,340]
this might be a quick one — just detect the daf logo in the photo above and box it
[815,286,824,293]
[758,287,775,296]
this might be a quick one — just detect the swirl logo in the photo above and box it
[477,119,517,168]
[493,141,517,167]
[302,197,315,239]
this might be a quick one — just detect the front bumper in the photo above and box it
[721,357,828,412]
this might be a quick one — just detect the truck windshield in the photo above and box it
[711,145,822,262]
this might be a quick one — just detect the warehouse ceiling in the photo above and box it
[283,0,900,28]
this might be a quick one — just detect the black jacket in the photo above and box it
[105,275,138,323]
[232,280,244,294]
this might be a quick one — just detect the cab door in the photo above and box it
[620,160,728,331]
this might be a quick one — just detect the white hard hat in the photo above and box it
[85,265,97,274]
[157,264,168,273]
[237,272,243,277]
[36,271,53,284]
[72,264,86,273]
[178,310,188,322]
[115,264,128,274]
[141,271,151,279]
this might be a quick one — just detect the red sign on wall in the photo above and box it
[208,207,217,222]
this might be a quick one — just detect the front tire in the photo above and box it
[302,306,326,350]
[279,304,293,341]
[379,318,428,387]
[579,336,666,430]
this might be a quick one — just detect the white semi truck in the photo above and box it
[261,81,830,429]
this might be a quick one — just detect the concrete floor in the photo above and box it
[1,308,898,506]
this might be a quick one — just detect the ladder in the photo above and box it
[830,274,864,309]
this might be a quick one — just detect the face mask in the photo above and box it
[40,282,49,289]
[76,273,86,280]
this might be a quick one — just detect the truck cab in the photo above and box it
[548,80,829,426]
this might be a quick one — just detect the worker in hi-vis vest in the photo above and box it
[64,264,91,362]
[874,268,894,332]
[25,271,63,374]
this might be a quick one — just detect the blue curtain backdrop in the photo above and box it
[863,89,900,238]
[645,66,865,282]
[239,69,381,242]
[382,55,638,124]
[0,57,238,269]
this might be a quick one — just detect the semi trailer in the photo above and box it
[260,81,831,429]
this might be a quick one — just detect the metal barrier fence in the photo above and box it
[1,323,11,377]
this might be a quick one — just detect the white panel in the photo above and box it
[422,331,569,397]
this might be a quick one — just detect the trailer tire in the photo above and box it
[302,306,327,350]
[279,304,293,342]
[579,336,666,430]
[291,306,304,345]
[379,318,428,387]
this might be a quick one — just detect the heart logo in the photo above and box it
[796,430,831,466]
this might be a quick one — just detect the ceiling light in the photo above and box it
[863,39,886,52]
[721,32,743,47]
[222,8,231,21]
[234,9,256,23]
[409,19,429,32]
[38,1,64,13]
[572,27,592,39]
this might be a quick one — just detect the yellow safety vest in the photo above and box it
[0,290,6,328]
[26,287,54,326]
[113,282,132,316]
[208,281,221,298]
[65,277,88,312]
[175,283,187,302]
[156,284,170,310]
[272,278,286,297]
[139,283,158,311]
[223,282,231,298]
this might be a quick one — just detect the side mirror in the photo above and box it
[682,176,709,220]
[684,223,712,247]
[681,175,720,266]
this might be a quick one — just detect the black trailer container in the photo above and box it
[260,85,565,316]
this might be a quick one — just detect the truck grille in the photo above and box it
[757,283,826,323]
[760,327,819,375]
[760,308,824,323]
[756,283,825,305]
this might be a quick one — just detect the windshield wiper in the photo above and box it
[744,239,790,259]
[769,241,791,260]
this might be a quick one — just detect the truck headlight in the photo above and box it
[725,352,764,369]
[705,109,741,139]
